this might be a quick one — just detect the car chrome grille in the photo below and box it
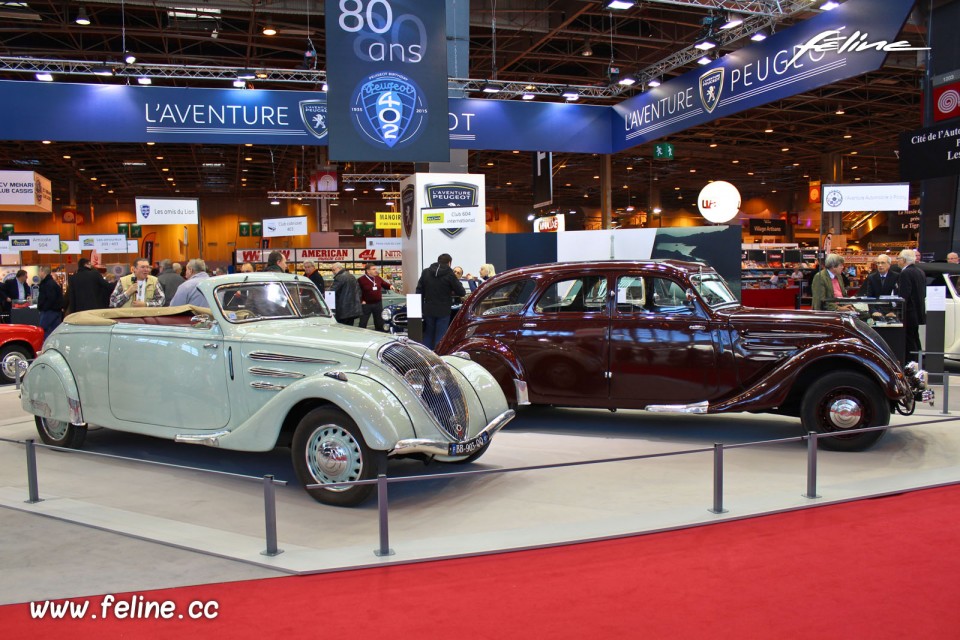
[393,312,408,328]
[378,341,469,442]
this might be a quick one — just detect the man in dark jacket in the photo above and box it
[895,249,927,361]
[156,259,185,306]
[861,254,899,298]
[265,251,287,273]
[331,262,362,325]
[302,260,326,292]
[67,258,111,313]
[416,253,466,350]
[37,266,65,339]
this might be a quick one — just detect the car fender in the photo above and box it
[449,337,525,400]
[211,371,413,452]
[20,349,84,425]
[713,339,906,413]
[441,354,510,424]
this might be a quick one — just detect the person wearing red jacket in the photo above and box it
[357,262,393,331]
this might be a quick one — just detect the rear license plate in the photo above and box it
[448,431,489,456]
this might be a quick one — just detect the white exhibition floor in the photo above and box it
[2,382,960,604]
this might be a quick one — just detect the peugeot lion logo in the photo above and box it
[299,100,328,139]
[425,183,478,239]
[351,71,427,149]
[140,204,151,220]
[401,185,415,239]
[699,68,724,114]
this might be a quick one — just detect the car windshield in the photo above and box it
[690,273,738,308]
[215,281,331,322]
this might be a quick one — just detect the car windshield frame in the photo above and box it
[690,273,739,309]
[214,280,332,323]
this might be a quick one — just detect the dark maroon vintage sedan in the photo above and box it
[436,260,933,451]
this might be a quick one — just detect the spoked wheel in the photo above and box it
[291,407,378,507]
[801,371,890,451]
[0,345,31,385]
[35,416,87,448]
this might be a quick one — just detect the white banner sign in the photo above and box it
[8,234,60,252]
[367,237,403,250]
[263,216,308,238]
[822,183,910,212]
[0,170,53,212]
[79,234,129,253]
[40,240,81,255]
[127,240,139,253]
[135,197,200,225]
[421,206,481,229]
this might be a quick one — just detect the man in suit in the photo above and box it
[67,258,111,314]
[861,254,899,298]
[2,270,31,322]
[895,249,927,361]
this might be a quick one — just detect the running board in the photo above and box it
[644,400,709,414]
[175,430,230,447]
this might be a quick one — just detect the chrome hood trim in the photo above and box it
[250,381,286,391]
[248,351,340,365]
[390,409,515,457]
[248,366,306,379]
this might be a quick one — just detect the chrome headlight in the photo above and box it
[382,308,393,321]
[403,369,426,395]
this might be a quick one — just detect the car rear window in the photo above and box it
[472,279,536,316]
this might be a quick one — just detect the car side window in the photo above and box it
[473,279,536,316]
[535,276,606,314]
[615,276,647,313]
[649,277,696,315]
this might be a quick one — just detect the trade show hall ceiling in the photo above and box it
[0,0,931,213]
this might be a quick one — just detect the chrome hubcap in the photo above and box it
[42,417,69,440]
[305,423,362,492]
[828,398,862,429]
[1,352,26,380]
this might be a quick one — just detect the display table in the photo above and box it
[825,296,906,365]
[741,287,800,309]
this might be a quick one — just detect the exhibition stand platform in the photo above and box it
[2,383,960,605]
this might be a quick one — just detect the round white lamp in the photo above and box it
[697,181,741,223]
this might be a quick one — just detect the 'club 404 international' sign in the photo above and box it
[325,0,449,162]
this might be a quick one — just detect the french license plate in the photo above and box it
[448,431,489,456]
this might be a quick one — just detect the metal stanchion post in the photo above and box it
[804,432,820,499]
[24,439,42,504]
[374,473,394,557]
[260,474,283,557]
[942,372,951,415]
[709,443,727,514]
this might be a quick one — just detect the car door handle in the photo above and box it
[203,343,219,349]
[522,322,537,328]
[689,324,706,331]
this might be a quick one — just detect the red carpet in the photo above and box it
[4,485,960,639]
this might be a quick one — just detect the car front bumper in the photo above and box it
[389,409,515,457]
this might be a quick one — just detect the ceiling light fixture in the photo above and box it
[719,13,743,29]
[694,33,717,51]
[618,74,637,87]
[605,0,634,9]
[124,51,136,65]
[343,183,356,192]
[255,69,268,79]
[237,69,256,80]
[137,76,152,85]
[232,79,246,88]
[820,1,841,10]
[481,81,503,94]
[581,38,594,57]
[835,104,845,115]
[522,92,535,100]
[35,72,53,82]
[75,6,91,26]
[647,78,661,88]
[750,30,768,42]
[764,123,774,133]
[262,25,277,36]
[562,88,579,101]
[270,198,281,205]
[697,54,713,65]
[374,183,386,192]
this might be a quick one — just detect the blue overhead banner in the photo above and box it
[324,0,449,162]
[612,0,923,151]
[0,80,612,154]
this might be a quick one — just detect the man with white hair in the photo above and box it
[170,258,210,307]
[947,252,959,264]
[896,249,926,361]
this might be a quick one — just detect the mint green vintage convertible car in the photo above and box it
[19,273,514,506]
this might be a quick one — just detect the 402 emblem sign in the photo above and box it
[325,0,449,162]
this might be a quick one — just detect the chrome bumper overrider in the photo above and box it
[905,361,934,405]
[390,409,516,457]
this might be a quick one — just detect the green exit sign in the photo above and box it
[654,143,674,160]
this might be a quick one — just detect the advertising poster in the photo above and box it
[821,183,910,212]
[79,234,129,253]
[262,216,308,238]
[134,197,200,225]
[325,0,449,161]
[8,234,60,253]
[0,171,53,213]
[400,173,486,293]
